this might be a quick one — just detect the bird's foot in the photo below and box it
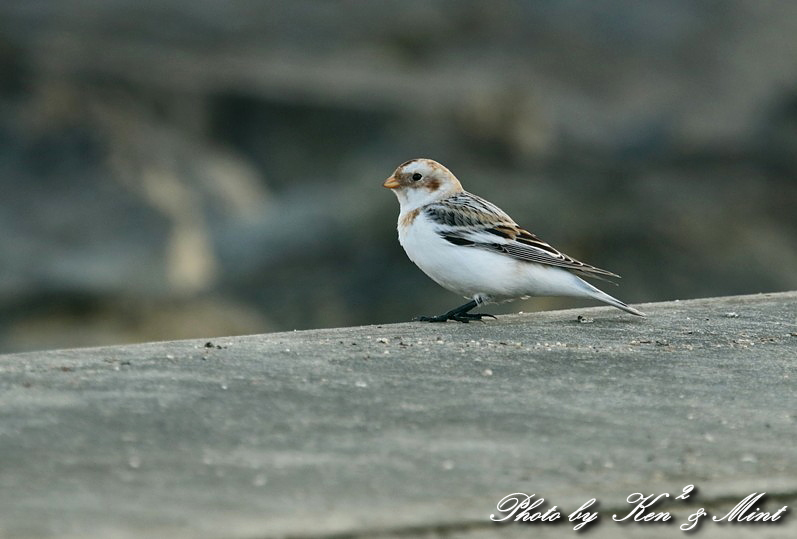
[415,312,496,323]
[414,314,447,322]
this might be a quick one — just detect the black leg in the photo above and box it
[415,300,497,323]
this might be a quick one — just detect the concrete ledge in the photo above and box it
[1,292,795,538]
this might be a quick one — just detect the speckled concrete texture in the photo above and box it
[0,292,795,538]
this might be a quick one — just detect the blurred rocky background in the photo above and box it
[0,1,795,353]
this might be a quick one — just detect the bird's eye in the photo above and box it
[412,173,422,181]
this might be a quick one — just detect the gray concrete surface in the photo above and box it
[0,292,795,539]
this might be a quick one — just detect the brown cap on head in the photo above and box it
[383,158,462,193]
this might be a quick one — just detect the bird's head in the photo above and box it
[383,158,463,210]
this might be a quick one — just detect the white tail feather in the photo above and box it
[577,278,646,316]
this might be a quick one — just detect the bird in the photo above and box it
[383,158,645,322]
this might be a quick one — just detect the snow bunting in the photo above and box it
[383,158,645,322]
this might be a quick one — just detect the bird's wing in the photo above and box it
[424,192,621,280]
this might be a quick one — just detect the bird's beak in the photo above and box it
[383,175,400,189]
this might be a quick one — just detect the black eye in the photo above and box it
[412,173,422,181]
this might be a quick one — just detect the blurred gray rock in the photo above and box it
[0,1,795,351]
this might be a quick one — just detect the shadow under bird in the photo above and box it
[384,158,645,322]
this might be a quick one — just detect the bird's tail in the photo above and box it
[576,278,646,317]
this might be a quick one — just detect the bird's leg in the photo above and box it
[415,299,497,323]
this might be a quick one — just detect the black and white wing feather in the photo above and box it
[423,192,621,281]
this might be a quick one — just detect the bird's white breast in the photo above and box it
[397,210,596,302]
[398,211,519,299]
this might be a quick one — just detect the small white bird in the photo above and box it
[383,158,645,322]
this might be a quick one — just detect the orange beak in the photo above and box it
[383,175,400,189]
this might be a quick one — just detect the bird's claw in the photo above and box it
[452,312,496,323]
[414,312,496,323]
[414,315,444,322]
